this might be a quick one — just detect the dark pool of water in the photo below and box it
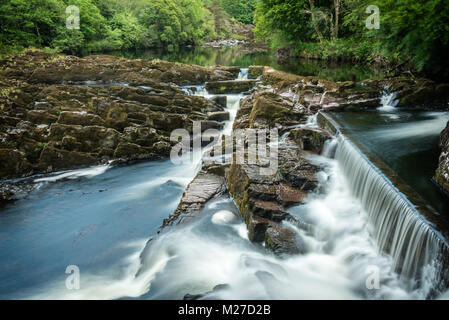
[333,110,449,218]
[96,46,384,82]
[0,160,192,299]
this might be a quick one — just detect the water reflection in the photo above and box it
[89,46,384,82]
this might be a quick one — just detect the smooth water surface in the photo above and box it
[99,46,384,82]
[0,160,198,299]
[333,110,449,218]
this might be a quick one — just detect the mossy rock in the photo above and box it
[38,143,97,171]
[58,111,105,126]
[249,93,291,127]
[248,66,265,79]
[0,148,32,178]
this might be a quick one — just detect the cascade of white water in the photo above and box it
[331,134,446,293]
[237,68,249,80]
[378,88,399,112]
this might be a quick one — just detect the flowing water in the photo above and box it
[333,110,449,217]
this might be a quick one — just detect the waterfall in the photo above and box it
[330,134,447,295]
[377,87,399,112]
[237,68,248,80]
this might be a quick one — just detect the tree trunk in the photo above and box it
[333,0,340,40]
[308,0,323,41]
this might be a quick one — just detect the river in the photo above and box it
[1,46,448,300]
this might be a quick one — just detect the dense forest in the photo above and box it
[0,0,255,53]
[253,0,449,79]
[0,0,448,79]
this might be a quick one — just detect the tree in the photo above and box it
[139,0,214,48]
[220,0,257,24]
[0,0,65,48]
[372,0,449,78]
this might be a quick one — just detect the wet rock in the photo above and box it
[183,284,231,300]
[265,224,303,255]
[211,95,227,108]
[207,111,230,122]
[435,121,449,194]
[249,92,301,128]
[27,110,58,125]
[248,216,271,242]
[152,141,171,156]
[0,188,14,204]
[0,149,32,178]
[113,142,153,160]
[58,111,105,126]
[38,143,97,171]
[0,49,234,179]
[163,171,227,226]
[18,53,237,86]
[49,124,120,152]
[290,127,331,153]
[435,83,449,100]
[225,140,318,245]
[277,183,308,206]
[205,80,258,94]
[248,66,264,79]
[120,127,158,147]
[262,67,308,86]
[61,135,81,151]
[389,78,449,108]
[0,180,36,204]
[199,120,224,131]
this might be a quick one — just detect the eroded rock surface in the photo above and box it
[163,171,227,226]
[0,49,236,180]
[224,80,328,255]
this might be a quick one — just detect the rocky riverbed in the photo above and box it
[160,65,449,257]
[2,49,449,254]
[0,49,242,201]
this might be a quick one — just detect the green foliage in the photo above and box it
[254,0,313,43]
[0,0,65,49]
[254,0,449,79]
[220,0,256,24]
[139,0,215,47]
[372,0,449,78]
[0,0,229,54]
